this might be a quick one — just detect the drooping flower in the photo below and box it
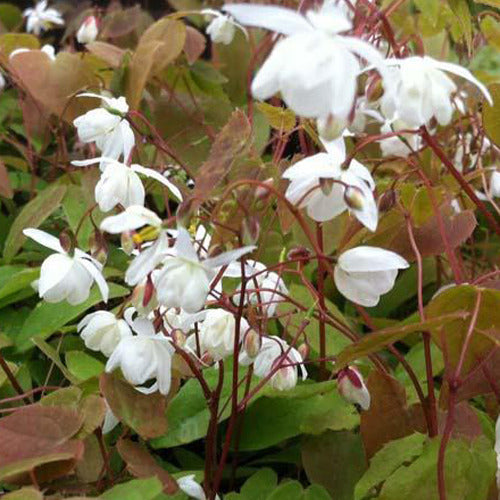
[24,1,64,36]
[202,9,246,45]
[240,336,307,391]
[177,475,220,500]
[100,205,162,234]
[337,366,370,410]
[224,2,388,124]
[381,56,492,128]
[495,414,500,490]
[71,158,182,212]
[197,309,250,361]
[379,118,421,158]
[78,311,132,357]
[23,228,108,305]
[283,138,378,230]
[154,228,255,313]
[106,309,174,395]
[73,93,135,162]
[334,246,409,307]
[77,16,98,44]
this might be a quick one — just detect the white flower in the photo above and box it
[0,73,5,92]
[240,336,307,391]
[337,366,370,410]
[198,309,248,361]
[379,118,421,158]
[334,246,409,307]
[491,171,500,198]
[100,205,162,233]
[10,44,56,61]
[202,10,246,45]
[177,475,219,500]
[78,311,132,357]
[73,93,135,162]
[24,1,64,36]
[72,157,182,212]
[495,414,500,489]
[77,16,98,44]
[235,260,288,316]
[381,56,492,128]
[283,137,378,230]
[224,2,387,121]
[154,228,255,313]
[106,309,174,395]
[23,228,108,305]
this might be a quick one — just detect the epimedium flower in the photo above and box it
[197,309,250,361]
[380,56,492,128]
[24,1,64,36]
[334,246,409,307]
[71,157,182,212]
[379,118,421,158]
[106,309,174,395]
[202,9,246,45]
[177,475,220,500]
[73,93,135,162]
[100,205,162,234]
[77,16,99,45]
[23,228,108,305]
[153,227,256,313]
[240,336,307,391]
[78,311,132,357]
[224,1,388,124]
[283,137,378,230]
[491,171,500,198]
[337,366,370,410]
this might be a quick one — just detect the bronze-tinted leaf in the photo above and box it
[184,26,206,65]
[117,438,178,494]
[86,41,126,68]
[483,83,500,147]
[100,373,168,439]
[0,159,12,198]
[360,372,426,458]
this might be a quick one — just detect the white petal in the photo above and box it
[23,228,65,253]
[100,205,162,233]
[131,164,183,201]
[223,4,312,35]
[203,246,256,269]
[78,257,109,303]
[338,246,409,273]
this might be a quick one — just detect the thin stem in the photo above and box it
[316,223,328,380]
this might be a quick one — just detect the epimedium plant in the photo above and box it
[0,0,499,499]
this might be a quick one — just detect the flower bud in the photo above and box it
[255,178,274,201]
[131,278,158,316]
[243,328,261,358]
[366,75,384,102]
[319,177,334,196]
[343,185,365,211]
[172,329,186,346]
[337,366,370,410]
[378,189,396,212]
[77,16,99,45]
[317,115,347,142]
[241,216,260,246]
[270,357,297,391]
[297,343,309,361]
[89,230,108,265]
[59,229,74,254]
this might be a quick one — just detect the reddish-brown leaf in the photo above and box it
[117,438,178,494]
[100,373,167,439]
[0,159,12,198]
[183,26,206,65]
[360,372,426,458]
[86,41,125,68]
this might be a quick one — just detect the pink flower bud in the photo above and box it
[337,366,370,410]
[297,343,309,361]
[243,328,261,358]
[270,357,297,391]
[77,16,98,44]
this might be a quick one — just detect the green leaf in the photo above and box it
[32,338,80,385]
[3,183,67,262]
[267,481,304,500]
[16,283,129,352]
[379,436,496,499]
[336,312,467,368]
[0,33,39,56]
[0,4,22,31]
[65,351,104,381]
[355,433,426,500]
[225,468,278,499]
[236,381,359,451]
[100,477,164,500]
[256,102,296,132]
[303,430,366,500]
[484,83,500,148]
[447,0,472,52]
[0,266,38,307]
